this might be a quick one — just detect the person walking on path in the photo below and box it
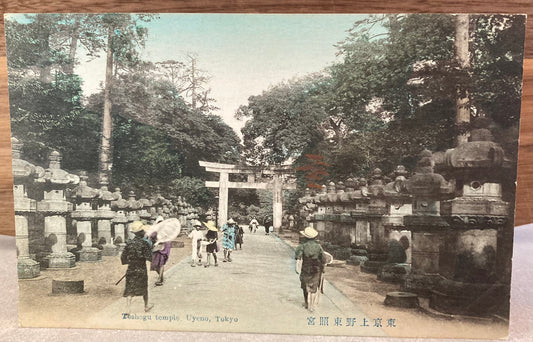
[294,227,326,312]
[235,224,244,250]
[264,217,272,235]
[249,217,259,233]
[203,221,219,267]
[121,221,154,314]
[221,218,237,262]
[188,220,204,267]
[149,216,171,285]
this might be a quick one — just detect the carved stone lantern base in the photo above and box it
[78,247,102,262]
[44,252,76,268]
[17,257,40,279]
[429,280,509,317]
[102,244,119,257]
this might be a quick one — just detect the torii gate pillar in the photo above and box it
[218,172,229,226]
[272,174,283,231]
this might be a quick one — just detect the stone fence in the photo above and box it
[12,137,204,280]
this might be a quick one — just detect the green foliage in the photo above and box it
[112,115,183,189]
[8,72,100,170]
[470,14,525,129]
[88,63,240,177]
[170,176,216,208]
[238,73,331,165]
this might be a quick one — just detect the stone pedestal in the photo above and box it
[75,220,101,262]
[97,185,119,256]
[403,150,454,295]
[42,215,76,268]
[15,208,40,279]
[71,172,101,262]
[111,188,128,251]
[12,138,41,279]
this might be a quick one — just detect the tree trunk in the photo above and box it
[39,27,52,83]
[98,27,114,186]
[455,14,470,146]
[190,56,197,109]
[65,20,80,74]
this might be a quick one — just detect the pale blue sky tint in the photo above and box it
[139,14,368,136]
[9,13,372,137]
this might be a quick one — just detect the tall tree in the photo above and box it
[97,14,155,186]
[156,54,218,114]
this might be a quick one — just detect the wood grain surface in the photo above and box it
[0,1,531,236]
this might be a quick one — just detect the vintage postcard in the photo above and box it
[5,13,527,338]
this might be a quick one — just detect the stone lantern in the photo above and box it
[96,184,117,256]
[12,137,42,278]
[298,188,315,229]
[138,194,154,223]
[111,188,128,247]
[311,185,328,239]
[382,165,413,263]
[348,178,371,248]
[366,168,388,263]
[70,171,101,261]
[150,188,165,219]
[125,191,142,231]
[177,196,188,228]
[36,151,80,268]
[403,149,454,293]
[431,118,512,316]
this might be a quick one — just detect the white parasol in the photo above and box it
[145,218,181,246]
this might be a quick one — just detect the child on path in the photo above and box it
[203,221,219,267]
[188,220,204,267]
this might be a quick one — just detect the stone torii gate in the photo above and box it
[199,161,296,232]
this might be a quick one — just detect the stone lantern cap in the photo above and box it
[298,188,314,204]
[368,168,385,197]
[98,185,116,202]
[35,151,80,186]
[384,165,412,200]
[126,191,143,211]
[444,118,511,170]
[406,150,454,199]
[11,137,44,181]
[326,182,339,202]
[71,172,99,200]
[111,188,128,210]
[139,197,154,208]
[111,197,128,211]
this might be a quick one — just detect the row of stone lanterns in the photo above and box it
[12,137,204,279]
[297,118,513,317]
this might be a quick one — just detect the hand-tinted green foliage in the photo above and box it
[238,73,332,165]
[170,176,216,208]
[240,14,524,218]
[88,63,240,178]
[111,115,183,189]
[6,14,239,209]
[8,71,100,170]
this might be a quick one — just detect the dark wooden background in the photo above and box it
[0,1,531,236]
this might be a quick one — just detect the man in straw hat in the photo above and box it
[203,221,219,267]
[188,220,205,267]
[120,221,154,314]
[294,226,326,312]
[220,218,237,262]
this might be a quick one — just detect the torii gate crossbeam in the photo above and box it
[199,161,296,232]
